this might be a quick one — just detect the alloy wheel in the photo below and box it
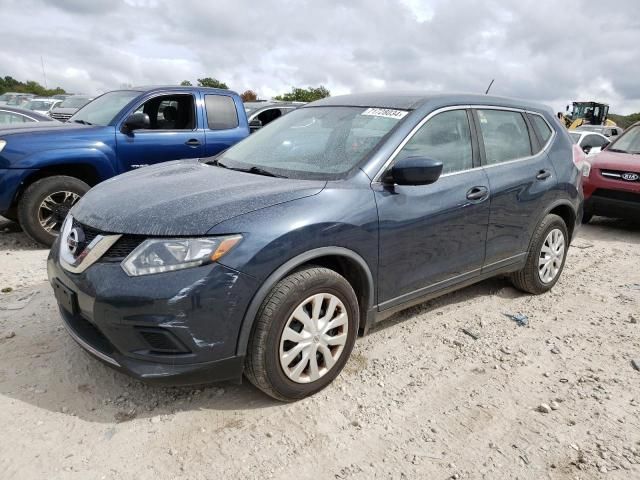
[38,191,80,234]
[279,293,349,384]
[538,228,565,283]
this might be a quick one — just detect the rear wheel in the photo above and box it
[245,266,358,401]
[511,214,568,294]
[17,176,89,247]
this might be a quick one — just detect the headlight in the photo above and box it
[122,235,242,276]
[0,140,6,152]
[581,161,591,177]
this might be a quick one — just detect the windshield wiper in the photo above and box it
[203,158,287,178]
[73,119,92,125]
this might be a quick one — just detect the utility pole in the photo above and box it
[485,79,495,95]
[41,56,48,89]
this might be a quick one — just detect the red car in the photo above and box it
[582,121,640,223]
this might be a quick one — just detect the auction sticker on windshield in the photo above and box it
[361,108,408,119]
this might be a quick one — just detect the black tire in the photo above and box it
[17,176,89,247]
[511,214,569,295]
[245,266,359,401]
[581,211,593,224]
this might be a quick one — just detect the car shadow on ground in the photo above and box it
[0,275,515,424]
[0,216,46,251]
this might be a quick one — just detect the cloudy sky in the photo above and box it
[1,0,639,113]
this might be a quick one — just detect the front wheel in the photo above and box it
[511,214,569,294]
[17,176,89,247]
[245,266,359,401]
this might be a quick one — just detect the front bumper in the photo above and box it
[584,188,640,219]
[47,238,259,386]
[0,168,34,215]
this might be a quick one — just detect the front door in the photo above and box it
[115,93,205,172]
[375,109,490,310]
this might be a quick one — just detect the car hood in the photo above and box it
[71,159,326,235]
[0,121,86,135]
[591,150,640,171]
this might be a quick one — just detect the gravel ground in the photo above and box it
[1,215,639,480]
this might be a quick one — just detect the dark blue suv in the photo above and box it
[47,93,582,401]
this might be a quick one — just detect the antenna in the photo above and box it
[41,56,48,89]
[485,79,495,95]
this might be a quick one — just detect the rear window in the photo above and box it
[529,114,553,145]
[476,109,532,165]
[205,95,239,130]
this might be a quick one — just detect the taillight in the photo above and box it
[572,144,591,177]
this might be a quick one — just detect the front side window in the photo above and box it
[216,106,404,180]
[397,109,473,175]
[69,91,139,126]
[0,111,30,124]
[205,95,239,130]
[133,94,195,130]
[476,109,532,165]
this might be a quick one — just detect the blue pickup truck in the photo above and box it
[0,86,249,245]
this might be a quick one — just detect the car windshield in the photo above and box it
[215,106,405,180]
[59,96,92,108]
[26,100,54,111]
[609,126,640,154]
[569,132,581,143]
[69,91,139,126]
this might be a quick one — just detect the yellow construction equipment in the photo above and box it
[559,101,617,129]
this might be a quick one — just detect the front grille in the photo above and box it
[592,189,640,203]
[600,169,640,183]
[50,112,72,121]
[72,219,145,261]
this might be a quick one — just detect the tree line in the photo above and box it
[0,76,67,96]
[180,78,331,103]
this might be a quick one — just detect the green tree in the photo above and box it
[180,80,192,86]
[240,89,258,102]
[273,85,330,102]
[0,75,66,96]
[197,77,229,89]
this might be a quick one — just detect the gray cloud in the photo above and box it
[0,0,639,113]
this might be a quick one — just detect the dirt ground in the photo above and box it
[0,215,639,480]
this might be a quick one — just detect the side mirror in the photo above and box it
[122,112,150,133]
[386,156,443,186]
[582,145,592,154]
[249,119,263,133]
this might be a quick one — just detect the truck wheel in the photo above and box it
[245,266,359,401]
[17,176,89,247]
[511,214,569,295]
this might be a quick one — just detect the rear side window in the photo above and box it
[529,114,553,145]
[476,109,532,165]
[205,95,239,130]
[397,109,473,175]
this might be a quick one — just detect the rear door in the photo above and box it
[115,92,205,171]
[203,94,249,157]
[473,108,557,270]
[375,108,490,309]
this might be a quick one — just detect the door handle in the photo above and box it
[466,186,489,201]
[536,169,551,180]
[185,139,201,147]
